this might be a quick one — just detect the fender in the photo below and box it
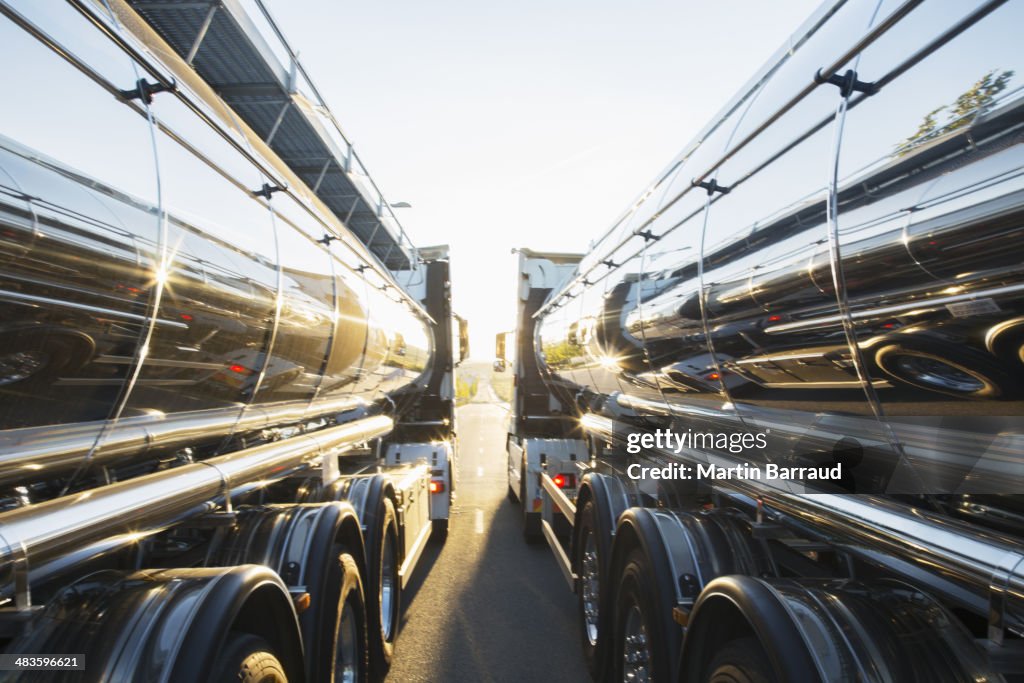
[206,501,364,682]
[1,566,305,682]
[571,472,628,577]
[610,508,685,681]
[169,565,305,682]
[320,475,393,577]
[680,575,823,683]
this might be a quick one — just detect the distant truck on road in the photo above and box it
[502,1,1024,681]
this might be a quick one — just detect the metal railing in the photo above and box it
[247,0,419,268]
[60,0,424,299]
[534,0,1006,320]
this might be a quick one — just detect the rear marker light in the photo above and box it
[429,480,445,494]
[552,474,575,489]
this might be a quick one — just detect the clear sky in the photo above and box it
[266,0,821,357]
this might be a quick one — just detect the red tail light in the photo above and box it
[552,474,575,489]
[229,364,254,375]
[429,480,445,494]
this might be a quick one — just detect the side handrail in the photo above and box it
[534,0,928,319]
[251,0,418,267]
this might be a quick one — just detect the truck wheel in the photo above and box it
[332,553,370,683]
[521,465,542,543]
[366,497,401,681]
[873,342,1015,399]
[705,637,776,683]
[613,547,671,683]
[210,633,288,683]
[575,500,608,680]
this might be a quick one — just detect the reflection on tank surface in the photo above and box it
[0,136,430,434]
[534,1,1024,495]
[618,97,1024,404]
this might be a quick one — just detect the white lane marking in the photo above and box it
[476,466,484,478]
[474,509,484,534]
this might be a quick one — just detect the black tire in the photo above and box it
[521,465,542,544]
[507,479,518,503]
[575,500,609,680]
[366,497,400,682]
[612,547,672,683]
[323,552,369,683]
[210,633,288,683]
[873,342,1015,399]
[705,637,776,683]
[431,517,449,542]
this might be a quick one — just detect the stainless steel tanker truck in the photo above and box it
[0,1,467,681]
[502,1,1024,681]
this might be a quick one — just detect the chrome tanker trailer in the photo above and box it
[0,1,464,681]
[503,1,1024,681]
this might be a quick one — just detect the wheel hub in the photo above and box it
[335,600,358,683]
[381,535,395,639]
[581,532,600,645]
[623,604,651,683]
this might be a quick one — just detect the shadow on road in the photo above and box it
[384,393,590,683]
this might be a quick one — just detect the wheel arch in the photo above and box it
[357,474,398,567]
[608,507,684,681]
[331,500,367,580]
[680,575,823,683]
[570,479,595,576]
[572,472,627,575]
[170,565,306,683]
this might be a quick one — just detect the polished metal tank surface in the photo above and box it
[0,0,431,480]
[534,0,1024,497]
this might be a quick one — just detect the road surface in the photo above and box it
[384,372,589,683]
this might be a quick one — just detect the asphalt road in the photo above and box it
[384,374,590,683]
